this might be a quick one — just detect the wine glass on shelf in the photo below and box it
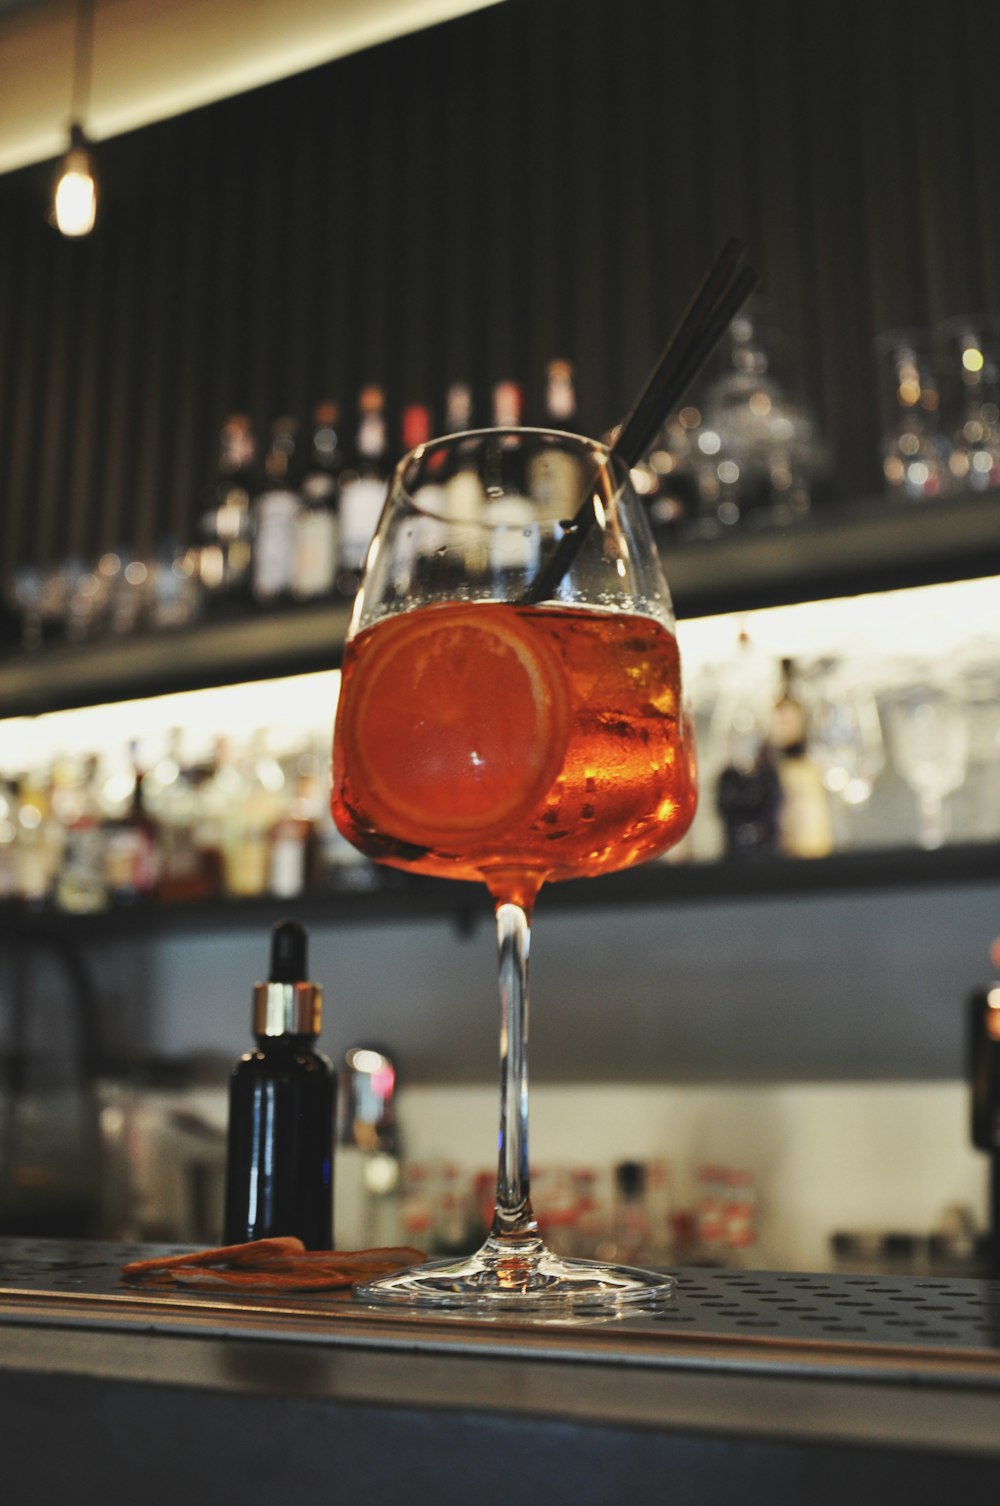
[808,658,886,844]
[331,426,697,1312]
[884,679,970,850]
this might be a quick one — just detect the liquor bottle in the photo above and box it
[335,386,391,599]
[267,766,319,900]
[221,732,285,899]
[531,359,585,516]
[401,402,432,454]
[565,1166,605,1260]
[542,358,577,427]
[399,1163,434,1251]
[102,744,158,906]
[716,745,783,858]
[252,416,302,604]
[644,1158,676,1268]
[713,632,783,858]
[442,392,487,576]
[443,381,473,434]
[13,766,60,911]
[595,1161,651,1268]
[199,414,256,613]
[695,1165,728,1264]
[771,657,834,858]
[149,730,221,904]
[54,755,108,914]
[487,380,536,571]
[492,379,522,427]
[721,1169,757,1266]
[432,1162,472,1257]
[293,400,344,602]
[396,402,444,578]
[223,920,335,1248]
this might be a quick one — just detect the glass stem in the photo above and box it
[917,788,945,849]
[490,901,540,1246]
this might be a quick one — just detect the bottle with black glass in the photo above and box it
[714,631,783,858]
[223,920,335,1248]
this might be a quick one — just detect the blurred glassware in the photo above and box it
[961,660,1000,766]
[884,680,971,849]
[643,307,829,542]
[107,554,154,637]
[953,658,1000,842]
[8,566,45,650]
[808,658,886,842]
[681,307,829,539]
[148,543,203,631]
[65,555,117,642]
[874,329,952,500]
[935,314,1000,494]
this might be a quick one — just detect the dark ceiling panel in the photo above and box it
[0,0,997,576]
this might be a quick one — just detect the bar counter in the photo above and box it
[1,1239,999,1503]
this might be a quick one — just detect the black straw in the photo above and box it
[521,239,760,605]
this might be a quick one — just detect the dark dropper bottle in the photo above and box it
[223,920,335,1248]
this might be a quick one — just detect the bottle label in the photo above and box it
[105,827,158,896]
[293,508,337,598]
[224,833,269,897]
[57,824,108,912]
[253,491,300,598]
[269,830,307,898]
[338,477,387,571]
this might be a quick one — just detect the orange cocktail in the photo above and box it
[333,426,697,1312]
[332,599,696,909]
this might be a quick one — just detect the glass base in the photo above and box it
[354,1236,675,1315]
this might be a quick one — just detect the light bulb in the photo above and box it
[52,124,97,237]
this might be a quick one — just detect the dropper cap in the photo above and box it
[252,920,323,1037]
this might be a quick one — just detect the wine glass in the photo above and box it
[885,679,970,849]
[808,658,886,844]
[331,427,697,1312]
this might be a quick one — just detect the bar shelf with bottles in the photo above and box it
[1,353,999,931]
[4,340,1000,717]
[1,483,998,719]
[1,572,998,934]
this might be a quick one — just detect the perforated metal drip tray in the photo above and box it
[2,1238,1000,1386]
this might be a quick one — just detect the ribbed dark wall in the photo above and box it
[1,0,998,571]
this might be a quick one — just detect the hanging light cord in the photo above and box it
[70,0,95,127]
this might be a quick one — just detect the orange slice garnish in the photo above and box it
[337,603,570,848]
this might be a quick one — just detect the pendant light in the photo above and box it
[51,0,98,237]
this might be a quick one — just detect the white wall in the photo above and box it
[396,1079,988,1271]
